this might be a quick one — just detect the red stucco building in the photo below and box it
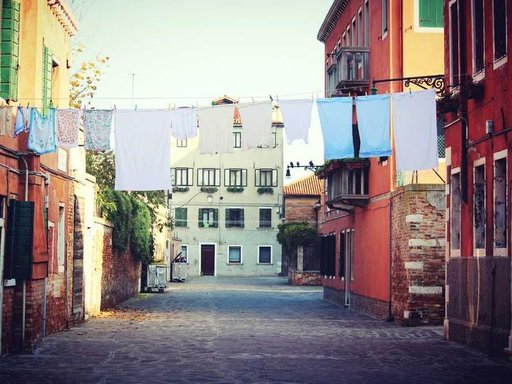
[316,0,446,324]
[442,0,512,355]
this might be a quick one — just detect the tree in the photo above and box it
[277,222,318,270]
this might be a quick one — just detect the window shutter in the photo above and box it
[419,0,443,28]
[213,209,218,228]
[215,169,221,186]
[272,169,278,187]
[224,169,229,186]
[255,169,260,187]
[5,200,34,279]
[242,169,247,186]
[198,208,204,227]
[240,209,244,228]
[225,208,231,227]
[42,45,52,115]
[0,0,20,101]
[197,169,202,186]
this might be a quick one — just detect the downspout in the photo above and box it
[19,155,28,350]
[0,169,8,354]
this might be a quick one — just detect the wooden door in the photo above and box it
[201,244,215,276]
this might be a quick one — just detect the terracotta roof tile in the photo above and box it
[284,174,323,196]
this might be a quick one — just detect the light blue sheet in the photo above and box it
[316,97,353,160]
[355,94,391,158]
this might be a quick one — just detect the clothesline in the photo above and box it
[0,88,439,192]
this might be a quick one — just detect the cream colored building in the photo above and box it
[170,97,283,277]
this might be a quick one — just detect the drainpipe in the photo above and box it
[19,155,28,350]
[0,169,8,354]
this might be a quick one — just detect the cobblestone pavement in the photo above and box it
[1,277,512,384]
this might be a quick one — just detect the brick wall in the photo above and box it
[391,184,445,326]
[100,226,141,310]
[284,196,319,228]
[288,270,322,286]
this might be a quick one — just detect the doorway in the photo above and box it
[200,244,215,276]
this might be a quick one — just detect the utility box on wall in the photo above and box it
[5,200,34,280]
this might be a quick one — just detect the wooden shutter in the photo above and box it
[225,208,232,227]
[272,169,278,187]
[212,209,218,228]
[198,208,204,227]
[419,0,443,28]
[0,0,20,101]
[241,169,247,186]
[5,200,34,279]
[42,45,52,115]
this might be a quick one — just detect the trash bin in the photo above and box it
[146,264,167,293]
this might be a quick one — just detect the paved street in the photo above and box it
[1,277,512,384]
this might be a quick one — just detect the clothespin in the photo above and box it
[409,88,412,95]
[276,94,279,102]
[311,93,314,101]
[269,95,273,102]
[135,104,138,111]
[251,97,255,103]
[113,104,117,110]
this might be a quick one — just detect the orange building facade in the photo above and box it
[317,0,446,323]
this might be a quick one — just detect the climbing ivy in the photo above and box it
[97,188,154,264]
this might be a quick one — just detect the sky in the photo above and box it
[71,0,333,182]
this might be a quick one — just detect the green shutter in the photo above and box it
[0,0,20,100]
[212,209,218,228]
[419,0,443,28]
[175,207,187,227]
[5,200,34,279]
[198,208,204,227]
[42,45,52,115]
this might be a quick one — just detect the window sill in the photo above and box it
[257,226,273,229]
[493,55,508,70]
[494,248,508,257]
[227,262,243,265]
[472,70,485,83]
[257,262,273,265]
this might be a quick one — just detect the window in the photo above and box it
[228,245,242,263]
[225,208,244,228]
[494,156,507,253]
[419,0,444,28]
[493,0,507,61]
[233,131,241,148]
[197,168,221,186]
[364,0,370,46]
[0,197,5,277]
[340,230,354,280]
[224,168,247,187]
[177,138,187,147]
[177,245,188,263]
[327,65,338,96]
[173,167,193,186]
[450,171,461,253]
[259,208,272,228]
[327,164,369,200]
[382,0,388,36]
[255,168,278,187]
[351,17,356,46]
[198,208,218,228]
[175,207,187,227]
[258,245,272,264]
[320,234,336,277]
[472,0,485,73]
[473,163,485,250]
[58,204,65,272]
[346,27,351,47]
[342,32,346,47]
[272,131,277,148]
[358,9,363,46]
[0,0,20,101]
[450,1,460,86]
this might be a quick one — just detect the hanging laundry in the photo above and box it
[316,97,354,160]
[355,94,392,158]
[56,109,83,149]
[83,109,113,152]
[14,106,30,137]
[238,101,273,149]
[170,107,197,139]
[27,108,56,155]
[114,109,172,191]
[197,104,235,154]
[0,107,9,136]
[278,99,313,144]
[392,89,439,171]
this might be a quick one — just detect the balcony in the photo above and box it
[316,159,370,209]
[334,47,370,92]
